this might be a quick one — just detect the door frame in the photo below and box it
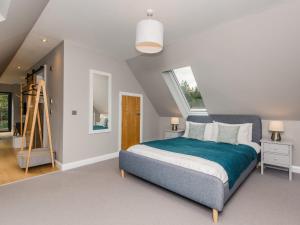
[0,92,12,132]
[118,92,143,151]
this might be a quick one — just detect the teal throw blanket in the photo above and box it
[143,137,257,189]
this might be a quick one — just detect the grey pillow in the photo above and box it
[217,124,240,144]
[188,123,206,140]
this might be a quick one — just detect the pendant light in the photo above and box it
[135,9,164,54]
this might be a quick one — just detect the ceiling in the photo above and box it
[0,0,286,83]
[128,0,300,120]
[0,0,49,83]
[0,0,11,22]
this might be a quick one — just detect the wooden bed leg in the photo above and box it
[212,209,218,224]
[120,169,125,178]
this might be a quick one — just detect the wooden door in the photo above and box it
[121,95,141,150]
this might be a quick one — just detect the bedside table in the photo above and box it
[260,139,293,180]
[164,130,184,139]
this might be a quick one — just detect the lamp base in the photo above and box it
[271,131,281,142]
[171,124,178,131]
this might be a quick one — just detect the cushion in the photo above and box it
[189,123,206,140]
[184,122,210,140]
[217,124,240,145]
[213,122,252,144]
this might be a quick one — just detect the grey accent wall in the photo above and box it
[159,117,300,166]
[29,42,64,162]
[62,41,159,163]
[127,0,300,120]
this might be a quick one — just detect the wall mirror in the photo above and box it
[89,70,112,134]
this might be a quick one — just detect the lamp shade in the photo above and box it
[269,121,284,132]
[136,18,163,54]
[171,117,179,125]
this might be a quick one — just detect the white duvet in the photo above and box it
[127,142,260,184]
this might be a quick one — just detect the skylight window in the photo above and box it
[173,66,205,110]
[162,66,207,118]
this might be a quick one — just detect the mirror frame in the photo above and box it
[89,69,112,134]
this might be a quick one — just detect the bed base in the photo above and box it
[120,168,219,223]
[119,150,256,223]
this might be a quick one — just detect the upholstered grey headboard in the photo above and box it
[187,115,262,144]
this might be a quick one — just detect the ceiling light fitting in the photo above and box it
[135,9,164,54]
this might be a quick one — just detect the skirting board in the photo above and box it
[55,152,119,171]
[292,166,300,173]
[55,154,300,174]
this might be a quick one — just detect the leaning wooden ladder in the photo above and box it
[21,80,55,174]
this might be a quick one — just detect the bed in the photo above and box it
[119,115,262,223]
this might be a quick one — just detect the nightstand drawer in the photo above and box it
[264,153,289,167]
[264,143,289,155]
[165,132,179,139]
[164,130,184,139]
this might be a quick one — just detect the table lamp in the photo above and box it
[269,121,284,141]
[171,117,179,131]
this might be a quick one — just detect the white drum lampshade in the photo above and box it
[171,117,179,131]
[269,121,284,141]
[269,121,284,132]
[171,117,179,125]
[136,9,164,54]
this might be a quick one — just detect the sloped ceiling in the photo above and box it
[1,0,286,83]
[127,0,300,120]
[0,0,49,82]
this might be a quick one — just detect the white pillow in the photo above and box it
[99,114,108,127]
[213,122,252,144]
[208,122,219,142]
[183,121,190,137]
[204,123,214,141]
[183,121,214,141]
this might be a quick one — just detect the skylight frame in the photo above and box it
[163,66,207,119]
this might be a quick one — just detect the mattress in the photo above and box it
[128,137,259,189]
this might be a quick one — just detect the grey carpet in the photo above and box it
[0,158,299,225]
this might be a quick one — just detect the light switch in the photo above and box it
[72,110,77,115]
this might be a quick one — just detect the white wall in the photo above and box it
[29,42,64,162]
[62,41,160,163]
[159,117,300,166]
[128,0,300,120]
